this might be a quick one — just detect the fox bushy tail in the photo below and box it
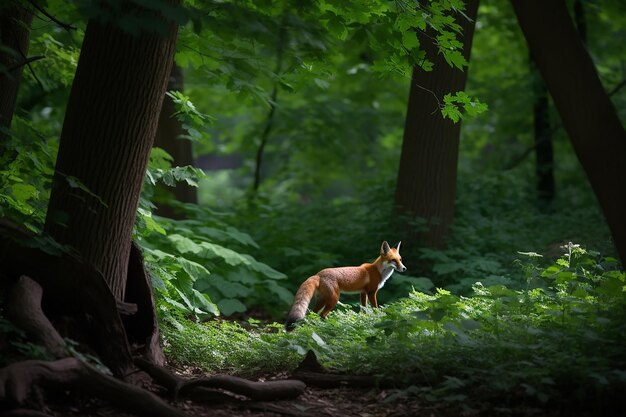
[285,275,319,331]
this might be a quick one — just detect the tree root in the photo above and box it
[135,357,306,401]
[291,351,396,389]
[0,358,189,417]
[0,219,133,375]
[5,276,66,358]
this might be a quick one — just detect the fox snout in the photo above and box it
[397,263,407,272]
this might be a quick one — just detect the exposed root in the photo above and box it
[135,357,306,401]
[5,276,66,358]
[0,358,189,417]
[291,350,396,389]
[0,219,133,375]
[179,374,307,401]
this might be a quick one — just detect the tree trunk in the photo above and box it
[530,56,554,207]
[393,0,480,248]
[44,4,179,300]
[0,2,33,147]
[573,0,587,44]
[154,63,197,219]
[511,0,626,266]
[252,18,287,194]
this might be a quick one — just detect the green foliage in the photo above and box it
[0,117,57,231]
[163,246,626,413]
[136,148,291,318]
[441,91,488,122]
[165,91,214,143]
[2,3,624,415]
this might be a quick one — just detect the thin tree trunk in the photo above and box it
[393,0,480,248]
[511,0,626,266]
[44,4,179,300]
[154,63,197,219]
[252,19,287,193]
[0,3,33,148]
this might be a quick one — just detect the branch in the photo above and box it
[5,55,45,73]
[504,77,625,171]
[412,82,442,115]
[16,45,44,92]
[26,0,76,31]
[608,78,626,97]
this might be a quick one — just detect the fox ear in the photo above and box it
[381,241,390,255]
[396,241,402,252]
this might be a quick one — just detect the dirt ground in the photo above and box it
[36,368,430,417]
[45,387,427,417]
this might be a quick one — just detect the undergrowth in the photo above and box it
[160,245,626,415]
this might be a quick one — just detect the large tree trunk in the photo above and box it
[0,2,33,147]
[393,0,480,248]
[44,5,179,300]
[511,0,626,266]
[154,63,197,219]
[530,56,554,207]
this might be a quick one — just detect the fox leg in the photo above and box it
[319,295,338,319]
[312,296,325,313]
[360,292,367,307]
[317,282,339,319]
[367,291,378,308]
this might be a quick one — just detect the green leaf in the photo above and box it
[327,17,348,40]
[401,31,419,49]
[266,280,294,305]
[11,183,38,204]
[441,103,461,123]
[442,50,467,70]
[217,298,247,315]
[178,257,211,281]
[190,289,219,315]
[168,234,203,254]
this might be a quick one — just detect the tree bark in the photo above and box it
[511,0,626,266]
[0,2,33,148]
[154,63,197,219]
[393,0,480,248]
[530,56,554,207]
[44,3,179,300]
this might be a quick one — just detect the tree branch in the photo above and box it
[15,45,44,92]
[5,55,45,74]
[608,78,626,97]
[26,0,76,31]
[503,76,626,171]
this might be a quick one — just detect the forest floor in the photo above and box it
[43,370,426,417]
[38,364,569,417]
[42,375,437,417]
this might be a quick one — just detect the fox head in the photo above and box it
[380,241,407,272]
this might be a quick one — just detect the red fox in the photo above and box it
[285,241,406,330]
